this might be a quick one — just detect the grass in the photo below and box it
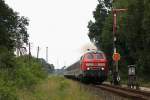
[17,75,102,100]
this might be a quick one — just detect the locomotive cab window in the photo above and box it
[96,53,105,59]
[85,53,94,59]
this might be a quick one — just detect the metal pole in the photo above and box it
[29,42,31,66]
[29,43,31,56]
[37,46,39,59]
[113,12,119,85]
[111,0,127,85]
[112,8,127,85]
[46,47,48,62]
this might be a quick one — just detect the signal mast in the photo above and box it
[112,0,127,85]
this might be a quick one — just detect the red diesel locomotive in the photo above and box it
[64,50,108,83]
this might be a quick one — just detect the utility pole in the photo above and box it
[46,47,48,62]
[16,39,20,57]
[37,46,39,59]
[29,42,31,57]
[16,48,19,57]
[28,42,31,66]
[112,0,127,85]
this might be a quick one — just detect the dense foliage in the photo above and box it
[0,54,51,99]
[14,56,48,89]
[0,0,29,51]
[0,0,54,99]
[88,0,150,81]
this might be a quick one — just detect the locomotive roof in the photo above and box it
[84,50,104,54]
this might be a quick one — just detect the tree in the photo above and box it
[0,0,29,52]
[88,0,150,80]
[0,0,29,71]
[87,0,112,49]
[39,58,55,73]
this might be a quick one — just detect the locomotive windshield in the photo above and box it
[86,53,94,59]
[84,51,106,60]
[95,53,105,59]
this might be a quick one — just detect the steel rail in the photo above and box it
[93,84,150,100]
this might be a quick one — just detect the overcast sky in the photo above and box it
[5,0,98,69]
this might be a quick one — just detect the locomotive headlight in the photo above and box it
[101,67,105,70]
[87,67,90,70]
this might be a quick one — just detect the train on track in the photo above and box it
[64,50,109,84]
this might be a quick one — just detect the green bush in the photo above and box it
[0,54,48,99]
[0,79,17,100]
[0,47,18,100]
[14,55,48,89]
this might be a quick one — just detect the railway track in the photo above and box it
[93,84,150,100]
[67,78,150,99]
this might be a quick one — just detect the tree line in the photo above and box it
[88,0,150,81]
[0,0,54,99]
